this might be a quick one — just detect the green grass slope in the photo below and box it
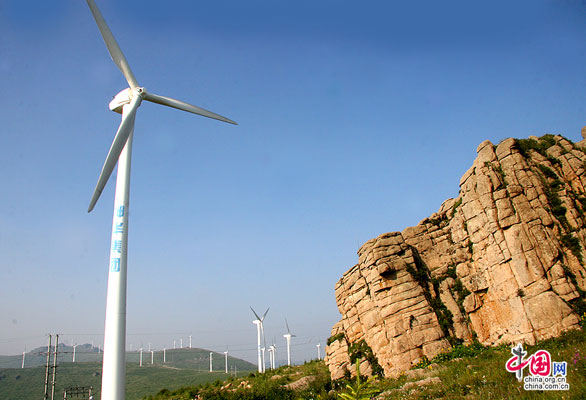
[0,348,255,400]
[145,328,586,400]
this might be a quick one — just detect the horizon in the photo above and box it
[2,0,586,367]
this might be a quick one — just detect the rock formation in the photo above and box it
[325,135,586,379]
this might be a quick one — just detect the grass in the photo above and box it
[139,328,586,399]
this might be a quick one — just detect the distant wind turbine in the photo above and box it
[84,1,236,399]
[73,343,78,363]
[250,306,269,373]
[283,319,296,366]
[269,341,276,370]
[316,343,321,360]
[224,351,229,374]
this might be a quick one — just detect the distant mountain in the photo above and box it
[0,344,255,371]
[0,346,256,399]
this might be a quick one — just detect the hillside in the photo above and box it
[134,329,586,399]
[0,347,255,399]
[325,135,586,379]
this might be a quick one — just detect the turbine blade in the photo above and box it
[88,96,142,212]
[250,306,262,322]
[143,92,237,125]
[285,318,291,334]
[86,0,139,89]
[261,307,270,321]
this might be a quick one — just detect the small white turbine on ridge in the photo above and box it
[269,340,276,370]
[84,1,236,398]
[250,306,269,373]
[283,319,296,367]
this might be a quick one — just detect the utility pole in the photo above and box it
[51,334,59,400]
[44,335,52,400]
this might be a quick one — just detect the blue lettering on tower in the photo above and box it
[110,258,121,272]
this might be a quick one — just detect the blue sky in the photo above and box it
[1,0,586,365]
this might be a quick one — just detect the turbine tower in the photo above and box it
[84,1,236,399]
[269,341,276,370]
[72,343,78,363]
[250,307,269,373]
[316,343,321,360]
[224,351,228,374]
[283,319,296,366]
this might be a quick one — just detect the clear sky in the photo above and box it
[1,0,586,365]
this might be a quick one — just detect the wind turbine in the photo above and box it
[84,2,236,398]
[283,319,296,366]
[72,343,78,363]
[316,343,321,360]
[269,340,276,370]
[250,307,269,373]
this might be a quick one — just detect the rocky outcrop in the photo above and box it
[325,135,586,379]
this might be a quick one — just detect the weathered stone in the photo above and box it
[326,135,586,379]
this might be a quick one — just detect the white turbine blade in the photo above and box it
[261,307,271,322]
[86,0,139,89]
[250,306,262,321]
[285,318,291,334]
[261,307,270,322]
[143,92,237,125]
[88,96,142,212]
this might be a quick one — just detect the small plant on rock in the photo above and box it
[337,361,379,400]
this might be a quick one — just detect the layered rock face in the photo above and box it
[325,135,586,379]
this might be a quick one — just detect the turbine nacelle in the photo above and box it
[109,87,145,114]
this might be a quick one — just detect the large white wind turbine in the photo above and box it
[283,319,296,366]
[250,307,269,373]
[84,1,236,399]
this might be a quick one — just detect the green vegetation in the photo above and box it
[141,328,586,399]
[143,360,333,400]
[337,361,379,400]
[327,333,346,346]
[0,348,255,400]
[484,161,507,189]
[428,214,448,227]
[561,233,583,263]
[514,134,558,158]
[406,248,455,343]
[347,340,383,378]
[451,197,462,218]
